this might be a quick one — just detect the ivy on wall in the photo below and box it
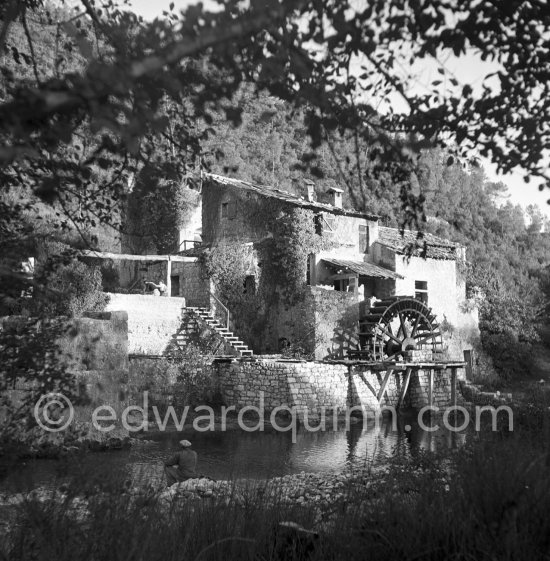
[203,197,333,353]
[256,207,329,303]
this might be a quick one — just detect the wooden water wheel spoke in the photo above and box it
[411,314,421,337]
[415,332,441,346]
[378,327,402,345]
[398,312,408,339]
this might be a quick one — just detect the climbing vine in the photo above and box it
[203,199,333,353]
[256,207,329,304]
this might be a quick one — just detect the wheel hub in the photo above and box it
[401,337,417,352]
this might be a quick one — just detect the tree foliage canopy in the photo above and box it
[1,0,549,219]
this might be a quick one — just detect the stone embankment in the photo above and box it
[12,422,131,459]
[157,470,374,510]
[459,380,513,407]
[0,469,378,520]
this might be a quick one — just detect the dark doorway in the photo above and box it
[171,275,180,297]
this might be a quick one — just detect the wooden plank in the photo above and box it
[377,369,393,404]
[358,371,378,399]
[464,350,473,380]
[398,367,412,409]
[328,273,358,281]
[166,257,172,298]
[79,250,197,262]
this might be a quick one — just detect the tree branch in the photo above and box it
[0,4,297,124]
[22,13,41,84]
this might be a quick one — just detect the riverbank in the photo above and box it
[2,429,550,561]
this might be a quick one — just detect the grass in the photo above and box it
[2,424,550,561]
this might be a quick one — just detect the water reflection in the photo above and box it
[1,413,467,491]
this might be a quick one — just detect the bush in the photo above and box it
[481,330,535,381]
[35,258,109,317]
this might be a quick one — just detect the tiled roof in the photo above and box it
[205,173,379,220]
[322,258,404,280]
[377,227,460,260]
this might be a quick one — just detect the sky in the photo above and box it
[128,0,550,218]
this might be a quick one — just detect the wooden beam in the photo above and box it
[377,369,393,404]
[398,367,412,409]
[464,350,473,380]
[327,273,358,281]
[358,371,378,399]
[78,250,197,262]
[166,257,172,297]
[450,367,457,429]
[428,369,434,409]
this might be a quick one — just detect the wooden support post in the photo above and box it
[377,369,393,404]
[166,257,171,297]
[464,350,473,380]
[451,367,457,429]
[451,368,457,409]
[428,368,434,410]
[398,367,412,409]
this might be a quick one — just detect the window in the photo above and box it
[314,214,322,235]
[170,275,180,297]
[415,281,428,304]
[359,225,369,253]
[222,201,237,219]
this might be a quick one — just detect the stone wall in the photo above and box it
[105,293,186,354]
[216,359,460,414]
[1,312,129,373]
[172,261,210,307]
[1,313,130,430]
[63,311,129,372]
[307,287,360,360]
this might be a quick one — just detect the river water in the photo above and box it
[0,413,467,492]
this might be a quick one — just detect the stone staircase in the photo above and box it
[184,307,253,357]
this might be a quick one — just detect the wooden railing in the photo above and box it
[179,240,204,252]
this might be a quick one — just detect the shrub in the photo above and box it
[35,258,108,317]
[480,330,535,381]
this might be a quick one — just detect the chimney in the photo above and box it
[304,179,315,202]
[327,187,344,208]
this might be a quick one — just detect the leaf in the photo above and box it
[61,22,94,60]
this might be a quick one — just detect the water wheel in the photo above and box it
[358,296,443,361]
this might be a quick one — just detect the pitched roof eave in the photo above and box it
[205,173,379,221]
[321,258,404,280]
